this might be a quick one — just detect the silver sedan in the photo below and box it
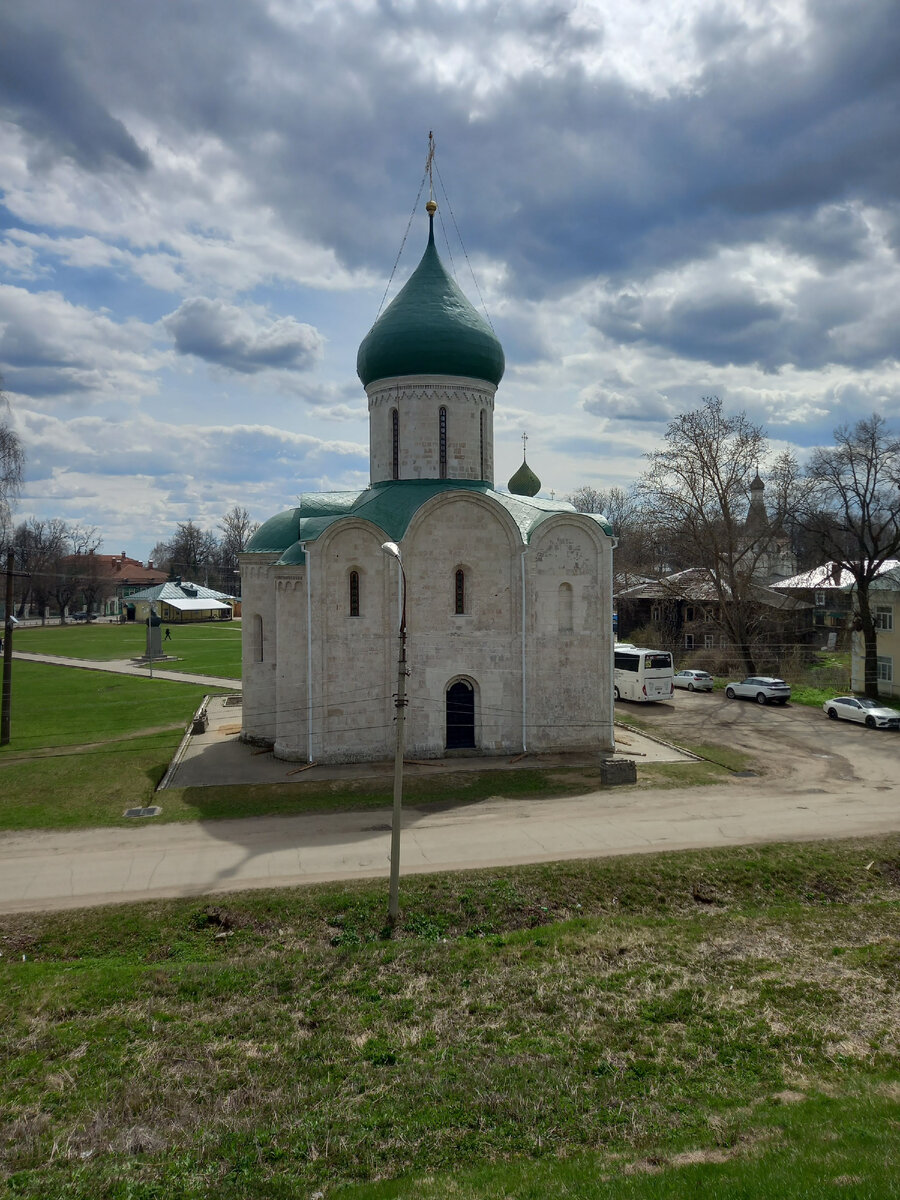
[823,696,900,729]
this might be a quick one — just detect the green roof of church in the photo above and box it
[356,217,505,388]
[245,480,613,566]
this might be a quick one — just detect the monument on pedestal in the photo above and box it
[145,609,162,661]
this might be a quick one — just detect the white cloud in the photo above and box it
[0,284,162,405]
[163,297,324,375]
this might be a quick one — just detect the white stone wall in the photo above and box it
[525,517,615,753]
[241,499,616,764]
[402,491,523,756]
[313,521,396,762]
[367,375,495,485]
[239,554,280,744]
[274,569,307,760]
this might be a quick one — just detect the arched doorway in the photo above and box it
[446,679,475,749]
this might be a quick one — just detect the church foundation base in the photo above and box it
[273,741,311,763]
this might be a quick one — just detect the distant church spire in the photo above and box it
[508,432,541,497]
[745,469,769,537]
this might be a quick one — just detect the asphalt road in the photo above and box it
[1,692,897,914]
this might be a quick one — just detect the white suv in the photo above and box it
[725,676,791,705]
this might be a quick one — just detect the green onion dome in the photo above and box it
[357,214,505,389]
[508,458,541,497]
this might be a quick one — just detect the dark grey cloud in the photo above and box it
[0,10,149,172]
[9,0,899,299]
[163,299,323,374]
[581,388,673,423]
[589,269,900,372]
[773,206,874,270]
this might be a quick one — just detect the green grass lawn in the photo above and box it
[1,663,741,831]
[0,663,230,829]
[14,620,242,679]
[1,837,898,1198]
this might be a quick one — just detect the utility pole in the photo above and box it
[2,549,14,746]
[382,541,408,927]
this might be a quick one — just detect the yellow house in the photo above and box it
[851,566,900,699]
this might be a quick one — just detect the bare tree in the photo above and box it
[167,520,219,583]
[148,540,173,573]
[639,396,786,675]
[567,484,654,575]
[218,505,259,595]
[13,518,67,622]
[1,393,25,545]
[803,414,900,698]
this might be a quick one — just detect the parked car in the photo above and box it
[673,669,714,692]
[71,611,92,622]
[725,676,791,705]
[823,696,900,730]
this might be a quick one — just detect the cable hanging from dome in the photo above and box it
[433,156,497,334]
[373,144,430,322]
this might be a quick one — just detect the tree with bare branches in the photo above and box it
[639,397,799,674]
[218,505,259,594]
[568,484,656,576]
[803,414,900,698]
[1,394,25,545]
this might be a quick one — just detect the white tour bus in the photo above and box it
[613,644,675,702]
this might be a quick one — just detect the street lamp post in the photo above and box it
[381,541,408,926]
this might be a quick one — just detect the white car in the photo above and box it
[725,676,791,705]
[673,669,714,692]
[823,696,900,730]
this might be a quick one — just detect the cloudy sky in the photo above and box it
[2,0,899,559]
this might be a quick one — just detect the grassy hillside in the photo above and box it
[2,838,898,1198]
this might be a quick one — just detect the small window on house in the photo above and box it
[815,590,826,607]
[651,605,661,623]
[391,408,399,480]
[876,656,893,683]
[704,634,714,649]
[558,582,573,632]
[720,636,727,648]
[455,569,466,615]
[684,633,695,650]
[349,571,360,617]
[685,606,695,622]
[874,606,894,632]
[439,406,447,478]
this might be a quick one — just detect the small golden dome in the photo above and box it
[425,199,437,215]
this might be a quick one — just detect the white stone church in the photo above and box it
[240,204,616,763]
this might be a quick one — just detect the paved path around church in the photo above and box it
[2,688,897,915]
[10,650,240,691]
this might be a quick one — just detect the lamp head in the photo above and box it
[381,541,402,562]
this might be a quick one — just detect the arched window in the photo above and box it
[454,568,466,615]
[391,408,399,480]
[479,409,485,479]
[349,570,360,617]
[254,614,264,663]
[558,582,573,632]
[439,406,447,478]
